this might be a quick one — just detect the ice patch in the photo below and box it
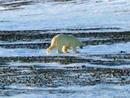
[1,84,130,98]
[0,42,130,56]
[80,42,130,55]
[0,0,130,30]
[0,48,44,57]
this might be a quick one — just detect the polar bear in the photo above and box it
[47,34,83,54]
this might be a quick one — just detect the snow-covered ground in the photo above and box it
[0,0,130,30]
[0,0,130,98]
[0,42,130,56]
[1,84,130,98]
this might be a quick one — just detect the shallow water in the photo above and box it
[0,0,130,98]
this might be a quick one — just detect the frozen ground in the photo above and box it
[0,31,130,98]
[0,0,130,98]
[0,42,130,56]
[1,84,130,98]
[0,0,130,30]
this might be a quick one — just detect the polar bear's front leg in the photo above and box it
[47,45,55,53]
[62,45,68,54]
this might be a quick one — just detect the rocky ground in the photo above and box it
[0,30,130,98]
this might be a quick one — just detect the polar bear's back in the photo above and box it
[54,34,82,47]
[67,35,82,47]
[51,34,66,47]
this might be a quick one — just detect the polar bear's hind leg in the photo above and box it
[72,46,77,53]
